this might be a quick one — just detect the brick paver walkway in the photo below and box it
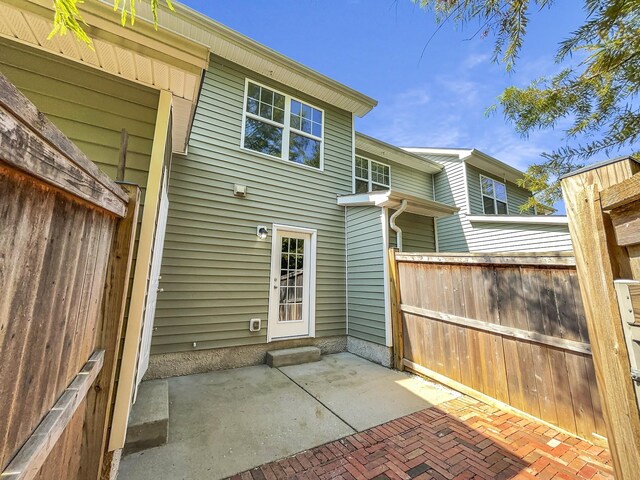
[230,396,613,480]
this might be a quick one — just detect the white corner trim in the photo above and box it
[466,215,569,225]
[351,113,356,193]
[462,161,471,215]
[345,207,349,336]
[381,208,393,347]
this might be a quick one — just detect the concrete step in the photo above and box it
[124,379,169,455]
[266,346,321,368]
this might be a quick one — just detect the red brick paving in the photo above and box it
[229,396,613,480]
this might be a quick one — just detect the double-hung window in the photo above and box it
[355,157,390,193]
[242,80,323,169]
[480,175,508,214]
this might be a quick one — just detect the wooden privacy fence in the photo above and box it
[0,74,139,479]
[389,252,606,445]
[561,157,640,480]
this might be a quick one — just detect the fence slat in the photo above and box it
[394,255,605,445]
[1,351,104,480]
[0,107,125,217]
[400,305,592,355]
[396,253,576,266]
[0,73,126,206]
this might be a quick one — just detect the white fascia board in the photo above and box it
[337,192,390,207]
[466,215,569,225]
[402,147,472,158]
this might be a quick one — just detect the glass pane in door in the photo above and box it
[279,237,305,322]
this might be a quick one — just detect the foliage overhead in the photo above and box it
[415,0,640,210]
[50,0,174,47]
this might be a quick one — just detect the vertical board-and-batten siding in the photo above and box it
[154,57,353,353]
[0,39,159,191]
[346,207,386,345]
[426,153,573,253]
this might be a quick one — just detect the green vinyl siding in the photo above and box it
[466,164,533,215]
[355,152,434,199]
[154,57,353,353]
[346,206,386,345]
[389,212,436,252]
[464,222,573,252]
[0,39,159,191]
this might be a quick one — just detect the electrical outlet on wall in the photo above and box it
[249,318,261,332]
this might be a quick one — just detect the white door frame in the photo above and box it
[267,224,317,342]
[134,171,169,398]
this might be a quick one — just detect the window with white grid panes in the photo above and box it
[278,237,305,322]
[354,156,390,193]
[243,80,323,169]
[480,175,508,214]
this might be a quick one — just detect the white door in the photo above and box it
[268,226,316,341]
[135,173,169,395]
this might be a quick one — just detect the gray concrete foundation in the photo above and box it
[346,335,393,367]
[145,335,346,379]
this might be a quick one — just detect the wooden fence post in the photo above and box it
[388,248,403,370]
[562,159,640,479]
[80,184,140,480]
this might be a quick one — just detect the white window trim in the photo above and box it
[240,78,325,172]
[480,174,509,215]
[354,155,391,193]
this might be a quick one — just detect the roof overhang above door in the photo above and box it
[337,190,459,218]
[0,0,210,154]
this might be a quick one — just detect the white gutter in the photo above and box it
[389,199,408,251]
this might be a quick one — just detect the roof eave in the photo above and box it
[129,1,378,116]
[337,190,459,218]
[356,133,443,174]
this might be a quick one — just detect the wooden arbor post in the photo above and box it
[561,157,640,479]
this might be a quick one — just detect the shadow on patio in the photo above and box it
[119,353,612,480]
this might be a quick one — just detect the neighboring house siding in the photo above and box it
[154,57,353,354]
[346,206,386,345]
[425,154,572,253]
[464,222,573,252]
[0,39,158,191]
[466,164,532,215]
[430,156,470,252]
[389,212,436,252]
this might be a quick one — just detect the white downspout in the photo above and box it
[389,199,408,251]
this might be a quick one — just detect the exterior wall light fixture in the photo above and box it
[256,226,268,240]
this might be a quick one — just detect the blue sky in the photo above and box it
[179,1,610,174]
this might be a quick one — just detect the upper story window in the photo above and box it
[242,80,323,169]
[480,175,508,214]
[355,156,390,193]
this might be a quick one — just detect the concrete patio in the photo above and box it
[118,353,458,480]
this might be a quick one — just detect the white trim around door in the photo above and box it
[268,224,317,342]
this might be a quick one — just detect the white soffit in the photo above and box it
[338,190,459,218]
[0,0,210,154]
[129,1,378,117]
[461,150,525,184]
[355,133,442,174]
